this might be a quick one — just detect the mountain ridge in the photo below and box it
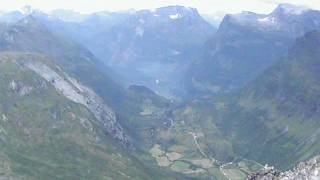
[185,4,320,97]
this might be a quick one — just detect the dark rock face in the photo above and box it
[25,56,129,144]
[248,166,282,180]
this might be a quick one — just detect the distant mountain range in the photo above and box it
[24,6,216,97]
[3,4,320,99]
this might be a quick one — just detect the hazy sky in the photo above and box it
[0,0,319,14]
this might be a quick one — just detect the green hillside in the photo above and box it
[168,31,320,172]
[0,52,156,180]
[221,31,320,169]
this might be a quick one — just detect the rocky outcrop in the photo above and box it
[248,156,320,180]
[24,60,128,144]
[9,80,33,96]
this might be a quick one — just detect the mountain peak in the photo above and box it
[16,15,44,28]
[156,5,195,11]
[20,5,34,15]
[48,9,87,22]
[154,5,200,19]
[272,3,308,15]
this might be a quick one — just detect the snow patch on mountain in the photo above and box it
[20,5,34,15]
[169,13,182,20]
[139,18,145,24]
[48,9,88,22]
[135,26,144,37]
[172,50,181,55]
[258,16,276,24]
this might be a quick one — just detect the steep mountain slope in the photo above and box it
[215,30,320,169]
[97,6,215,97]
[186,4,320,97]
[0,15,146,144]
[0,15,126,102]
[136,30,320,179]
[0,52,155,179]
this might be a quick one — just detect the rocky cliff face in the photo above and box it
[248,156,320,180]
[22,57,128,144]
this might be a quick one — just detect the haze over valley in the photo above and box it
[0,1,320,179]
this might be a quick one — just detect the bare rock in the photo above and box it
[9,80,33,96]
[248,156,320,180]
[24,60,129,144]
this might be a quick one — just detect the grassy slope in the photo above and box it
[0,53,156,180]
[226,31,320,169]
[203,31,320,170]
[0,16,141,124]
[168,31,320,171]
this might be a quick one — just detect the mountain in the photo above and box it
[0,15,197,179]
[0,6,216,97]
[1,4,320,180]
[0,15,151,143]
[0,14,201,179]
[47,9,88,22]
[214,30,320,169]
[0,11,24,23]
[201,12,225,27]
[185,4,320,97]
[32,6,216,97]
[34,9,133,49]
[0,52,156,179]
[97,6,215,97]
